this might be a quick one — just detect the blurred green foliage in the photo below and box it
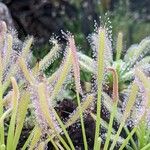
[64,0,150,49]
[32,0,150,78]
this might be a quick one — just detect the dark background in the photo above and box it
[1,0,150,58]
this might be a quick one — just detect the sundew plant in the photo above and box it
[0,17,150,150]
[0,21,32,150]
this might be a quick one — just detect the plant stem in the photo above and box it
[97,137,102,149]
[104,102,117,150]
[93,28,105,150]
[0,90,4,145]
[0,57,4,145]
[141,143,150,150]
[119,127,138,150]
[76,92,88,150]
[104,67,119,150]
[124,127,138,150]
[110,83,138,150]
[53,110,75,150]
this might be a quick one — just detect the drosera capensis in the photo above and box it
[0,17,150,150]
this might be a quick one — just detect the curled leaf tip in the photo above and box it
[107,67,119,103]
[0,21,7,34]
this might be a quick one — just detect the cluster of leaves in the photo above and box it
[0,18,150,150]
